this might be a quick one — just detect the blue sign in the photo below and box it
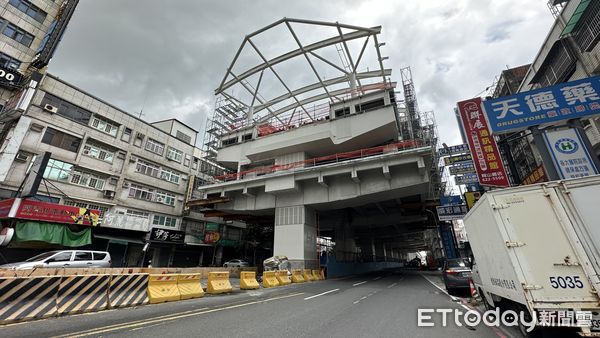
[455,173,479,185]
[440,195,463,206]
[437,144,470,157]
[449,161,476,175]
[439,223,458,259]
[483,76,600,134]
[436,204,468,221]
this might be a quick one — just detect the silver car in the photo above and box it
[223,259,249,267]
[0,250,112,269]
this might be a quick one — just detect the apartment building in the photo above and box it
[0,73,240,267]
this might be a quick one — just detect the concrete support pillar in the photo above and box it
[371,238,376,261]
[273,205,318,269]
[375,242,385,261]
[334,213,355,262]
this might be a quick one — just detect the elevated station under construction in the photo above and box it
[189,19,445,273]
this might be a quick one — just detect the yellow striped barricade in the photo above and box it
[207,272,232,294]
[262,271,280,288]
[303,269,315,282]
[147,274,180,304]
[0,276,60,324]
[239,271,259,290]
[275,270,291,286]
[312,270,321,281]
[177,274,204,300]
[57,275,110,316]
[291,269,305,283]
[109,273,149,308]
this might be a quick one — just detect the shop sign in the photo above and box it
[521,165,548,185]
[204,231,220,244]
[436,204,468,221]
[543,128,599,179]
[15,199,99,226]
[437,144,469,157]
[149,227,184,243]
[443,153,472,166]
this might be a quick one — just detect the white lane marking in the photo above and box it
[421,274,459,301]
[303,288,340,300]
[387,282,397,289]
[373,276,382,281]
[352,281,367,287]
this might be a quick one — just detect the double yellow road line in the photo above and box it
[52,292,305,338]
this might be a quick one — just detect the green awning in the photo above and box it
[13,221,91,247]
[561,0,591,37]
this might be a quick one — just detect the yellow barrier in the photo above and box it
[303,269,315,282]
[148,274,180,304]
[240,271,260,290]
[207,272,233,294]
[262,271,280,288]
[291,269,305,283]
[276,270,291,285]
[177,274,204,300]
[312,270,321,281]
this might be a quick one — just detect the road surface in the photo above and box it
[0,270,518,338]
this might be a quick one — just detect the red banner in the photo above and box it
[457,98,510,187]
[0,199,15,218]
[14,199,100,226]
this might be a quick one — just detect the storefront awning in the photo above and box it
[13,221,91,247]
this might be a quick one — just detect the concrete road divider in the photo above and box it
[109,274,149,308]
[178,274,204,300]
[148,274,181,304]
[240,271,259,290]
[303,269,315,282]
[291,269,305,283]
[0,276,60,324]
[262,271,280,288]
[276,270,291,285]
[312,270,321,281]
[57,275,110,316]
[207,272,233,294]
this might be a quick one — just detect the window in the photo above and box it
[355,98,385,113]
[41,93,93,124]
[0,52,20,70]
[183,154,191,167]
[128,183,154,201]
[145,138,164,155]
[222,137,238,146]
[93,252,107,260]
[43,159,72,182]
[69,171,106,190]
[136,159,160,177]
[175,130,192,144]
[242,134,253,141]
[91,117,119,136]
[74,252,92,261]
[155,191,175,206]
[47,252,72,263]
[152,215,177,227]
[41,127,81,152]
[121,127,132,143]
[192,158,199,170]
[134,132,144,147]
[83,142,114,163]
[166,147,183,162]
[9,0,47,23]
[334,107,350,117]
[63,200,109,218]
[126,209,149,219]
[2,21,34,47]
[160,168,180,184]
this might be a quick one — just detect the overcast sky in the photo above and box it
[48,0,554,147]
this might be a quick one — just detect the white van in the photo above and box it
[0,250,112,269]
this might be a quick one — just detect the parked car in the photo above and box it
[0,250,112,269]
[442,258,472,294]
[223,259,249,267]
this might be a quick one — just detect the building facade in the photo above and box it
[0,73,241,267]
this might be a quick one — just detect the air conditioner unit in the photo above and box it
[83,149,91,155]
[15,151,29,162]
[117,151,126,159]
[103,190,115,199]
[108,177,118,185]
[129,156,137,163]
[177,196,184,202]
[156,197,164,203]
[122,182,130,188]
[43,104,58,114]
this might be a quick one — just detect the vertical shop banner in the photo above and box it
[457,98,510,187]
[542,128,599,179]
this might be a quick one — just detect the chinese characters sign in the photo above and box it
[149,228,184,243]
[436,204,468,221]
[542,128,599,179]
[521,165,547,185]
[12,199,99,226]
[437,144,469,156]
[443,153,472,166]
[455,173,479,185]
[449,161,476,175]
[458,98,510,187]
[483,76,600,133]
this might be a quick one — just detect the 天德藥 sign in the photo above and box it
[455,173,479,185]
[436,204,468,221]
[542,128,599,179]
[458,98,510,187]
[449,161,476,175]
[437,144,469,157]
[483,76,600,134]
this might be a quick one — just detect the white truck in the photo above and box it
[465,176,600,337]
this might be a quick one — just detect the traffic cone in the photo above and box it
[469,279,479,299]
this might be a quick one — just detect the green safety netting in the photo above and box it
[561,0,591,37]
[13,221,91,247]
